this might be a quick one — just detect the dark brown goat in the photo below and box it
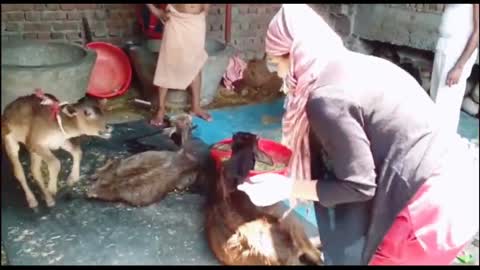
[205,132,323,265]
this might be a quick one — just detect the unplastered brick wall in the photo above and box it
[1,3,356,59]
[207,4,353,60]
[1,4,140,45]
[206,4,282,60]
[1,3,281,59]
[205,4,226,43]
[231,4,282,60]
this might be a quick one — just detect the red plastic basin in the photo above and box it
[86,42,132,99]
[210,138,292,177]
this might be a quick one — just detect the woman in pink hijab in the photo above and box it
[238,4,478,265]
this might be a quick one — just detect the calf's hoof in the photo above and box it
[46,198,56,207]
[48,186,58,196]
[27,197,39,209]
[66,174,80,186]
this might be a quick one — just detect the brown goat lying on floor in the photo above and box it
[1,90,113,208]
[205,132,323,265]
[86,114,203,207]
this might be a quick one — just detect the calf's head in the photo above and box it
[160,113,194,147]
[161,113,200,161]
[61,97,113,139]
[86,161,116,200]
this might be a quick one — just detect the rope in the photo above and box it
[34,88,69,137]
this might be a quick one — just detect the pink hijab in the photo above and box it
[266,4,347,181]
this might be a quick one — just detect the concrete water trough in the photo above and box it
[1,40,97,112]
[126,38,235,110]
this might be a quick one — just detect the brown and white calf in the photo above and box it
[1,90,112,208]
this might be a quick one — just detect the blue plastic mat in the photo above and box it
[458,111,479,142]
[191,98,480,227]
[192,98,286,145]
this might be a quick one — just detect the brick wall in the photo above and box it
[206,4,352,60]
[1,3,281,58]
[1,4,140,46]
[206,4,281,60]
[230,4,281,59]
[205,4,225,43]
[1,4,451,55]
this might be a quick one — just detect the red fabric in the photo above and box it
[369,162,477,265]
[34,88,60,120]
[136,4,167,40]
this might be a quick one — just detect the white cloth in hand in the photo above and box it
[237,173,294,207]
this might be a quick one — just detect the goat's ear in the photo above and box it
[97,98,108,112]
[255,149,274,166]
[62,104,77,117]
[161,127,177,138]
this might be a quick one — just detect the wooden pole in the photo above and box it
[225,4,232,44]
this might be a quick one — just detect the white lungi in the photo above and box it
[430,4,478,134]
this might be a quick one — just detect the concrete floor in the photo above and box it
[2,85,479,265]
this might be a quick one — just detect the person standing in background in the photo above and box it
[430,4,479,134]
[146,4,212,128]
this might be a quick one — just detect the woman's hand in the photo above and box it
[237,173,294,207]
[446,65,463,87]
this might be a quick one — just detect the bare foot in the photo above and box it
[190,109,212,122]
[150,110,166,127]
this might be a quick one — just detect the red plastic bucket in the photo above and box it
[210,138,292,177]
[85,42,132,99]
